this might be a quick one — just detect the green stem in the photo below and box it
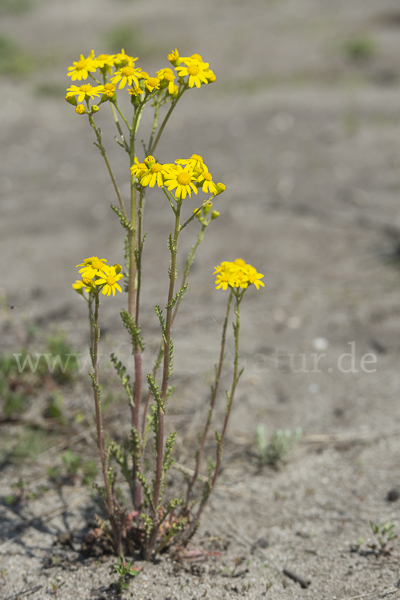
[88,114,128,222]
[148,86,186,156]
[185,289,233,503]
[211,291,243,487]
[180,197,214,232]
[109,103,129,153]
[128,123,142,511]
[91,290,122,555]
[146,201,182,558]
[182,290,243,542]
[113,100,132,134]
[140,222,206,439]
[147,98,160,155]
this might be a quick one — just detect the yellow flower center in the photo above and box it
[188,65,200,76]
[107,275,116,285]
[80,84,93,93]
[92,259,104,270]
[76,59,87,70]
[103,83,115,97]
[82,277,92,286]
[147,77,158,87]
[164,71,174,81]
[203,172,212,181]
[121,66,136,77]
[151,164,162,173]
[177,173,191,185]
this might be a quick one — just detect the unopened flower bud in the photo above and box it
[66,95,77,106]
[211,210,220,220]
[203,201,212,215]
[144,155,155,167]
[214,182,226,195]
[91,105,99,113]
[75,104,86,115]
[167,48,180,67]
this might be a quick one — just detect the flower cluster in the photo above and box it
[72,256,123,297]
[130,154,225,201]
[66,49,215,114]
[214,259,265,291]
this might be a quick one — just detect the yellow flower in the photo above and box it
[99,83,116,99]
[94,53,115,73]
[157,68,176,94]
[128,85,144,97]
[113,49,137,69]
[67,51,97,81]
[163,164,198,200]
[95,265,124,297]
[75,104,86,115]
[167,48,180,66]
[175,59,211,88]
[72,278,92,293]
[77,256,108,278]
[214,259,264,291]
[196,169,217,195]
[111,64,141,89]
[66,83,102,103]
[140,162,171,188]
[130,157,147,180]
[145,77,160,93]
[176,154,205,169]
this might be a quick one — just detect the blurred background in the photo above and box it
[2,0,400,437]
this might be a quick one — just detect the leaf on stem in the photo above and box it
[111,204,133,232]
[166,283,188,309]
[155,305,166,343]
[120,309,145,351]
[110,353,133,403]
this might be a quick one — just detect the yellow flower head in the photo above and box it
[75,104,86,115]
[72,279,92,293]
[197,170,217,195]
[176,154,205,169]
[130,157,147,180]
[145,77,161,93]
[66,83,103,103]
[140,161,172,188]
[111,64,141,90]
[214,259,264,291]
[77,256,108,278]
[67,51,97,81]
[99,83,116,100]
[156,67,176,94]
[95,265,124,297]
[94,53,115,73]
[167,48,180,66]
[113,49,137,69]
[163,163,198,200]
[175,59,211,88]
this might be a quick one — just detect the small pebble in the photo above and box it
[387,488,400,502]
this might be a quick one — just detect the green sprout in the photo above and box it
[112,557,138,594]
[256,425,302,467]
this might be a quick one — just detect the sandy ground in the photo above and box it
[2,0,400,598]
